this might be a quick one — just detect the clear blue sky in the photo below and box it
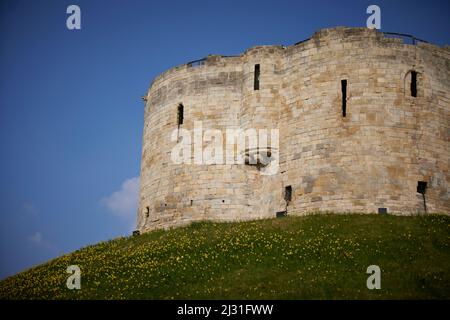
[0,0,449,279]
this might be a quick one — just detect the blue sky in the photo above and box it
[0,0,449,279]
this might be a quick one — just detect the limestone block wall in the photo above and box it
[138,27,450,232]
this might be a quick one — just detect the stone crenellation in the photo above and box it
[137,27,450,232]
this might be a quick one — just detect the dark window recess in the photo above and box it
[145,206,150,218]
[417,181,427,194]
[177,104,184,126]
[254,64,260,90]
[276,211,287,218]
[410,71,417,97]
[190,200,193,206]
[378,208,387,214]
[341,79,347,117]
[284,186,292,202]
[417,181,428,214]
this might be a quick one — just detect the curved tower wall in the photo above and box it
[138,27,450,232]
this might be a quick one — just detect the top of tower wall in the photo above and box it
[144,26,450,100]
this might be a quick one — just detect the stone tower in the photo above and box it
[138,27,450,232]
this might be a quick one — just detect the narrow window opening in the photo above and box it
[279,185,292,217]
[177,104,184,127]
[341,79,347,117]
[254,64,260,90]
[417,181,428,214]
[378,208,387,214]
[284,185,292,203]
[190,200,193,206]
[410,71,417,97]
[145,206,150,218]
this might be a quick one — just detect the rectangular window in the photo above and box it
[411,71,417,97]
[254,64,260,90]
[341,79,347,117]
[276,211,287,218]
[177,104,184,126]
[417,181,427,194]
[417,180,428,214]
[284,185,292,202]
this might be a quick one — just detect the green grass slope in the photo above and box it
[1,214,449,299]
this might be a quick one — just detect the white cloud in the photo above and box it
[28,232,42,244]
[27,231,56,251]
[101,176,140,218]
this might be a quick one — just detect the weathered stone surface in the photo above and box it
[137,27,450,232]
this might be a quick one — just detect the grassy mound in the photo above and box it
[1,214,449,299]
